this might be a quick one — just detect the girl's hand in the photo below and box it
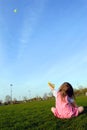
[48,82,55,90]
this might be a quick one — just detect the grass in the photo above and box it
[0,96,87,130]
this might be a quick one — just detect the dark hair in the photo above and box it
[59,82,75,99]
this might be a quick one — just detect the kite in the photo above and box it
[48,82,55,89]
[13,9,17,13]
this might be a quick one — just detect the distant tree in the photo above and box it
[0,100,2,105]
[35,96,42,101]
[48,91,53,97]
[74,87,87,96]
[74,89,81,96]
[5,95,11,103]
[13,98,17,104]
[43,93,48,100]
[82,88,87,95]
[23,96,28,102]
[13,98,17,101]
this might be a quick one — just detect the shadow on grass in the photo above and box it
[83,106,87,114]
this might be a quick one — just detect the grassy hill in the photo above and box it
[0,96,87,130]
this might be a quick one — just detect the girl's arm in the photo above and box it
[68,97,78,107]
[48,82,57,97]
[71,101,78,107]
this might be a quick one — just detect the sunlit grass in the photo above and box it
[0,96,87,130]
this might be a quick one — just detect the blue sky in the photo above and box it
[0,0,87,101]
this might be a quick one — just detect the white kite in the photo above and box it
[13,9,17,13]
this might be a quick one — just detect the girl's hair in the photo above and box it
[59,82,75,99]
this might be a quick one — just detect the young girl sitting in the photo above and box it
[48,82,84,119]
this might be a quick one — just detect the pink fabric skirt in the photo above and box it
[52,107,78,119]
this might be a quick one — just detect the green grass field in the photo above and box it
[0,96,87,130]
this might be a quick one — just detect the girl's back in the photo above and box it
[55,92,78,118]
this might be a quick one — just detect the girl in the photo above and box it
[48,82,84,119]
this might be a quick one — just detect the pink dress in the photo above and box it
[52,90,78,119]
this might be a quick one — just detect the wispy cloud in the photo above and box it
[17,0,46,59]
[37,47,87,86]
